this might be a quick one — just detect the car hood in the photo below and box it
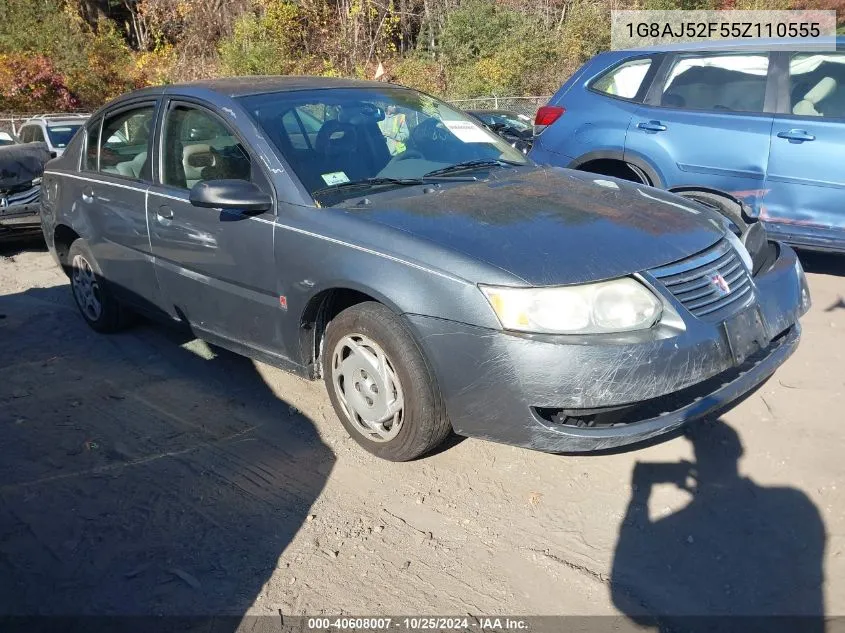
[0,142,51,190]
[345,167,727,286]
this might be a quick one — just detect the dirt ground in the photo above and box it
[1,237,844,624]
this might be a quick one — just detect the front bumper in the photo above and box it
[0,186,41,236]
[409,243,807,453]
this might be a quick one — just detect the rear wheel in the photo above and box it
[323,301,451,461]
[68,239,132,333]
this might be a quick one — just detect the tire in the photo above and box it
[67,238,132,333]
[323,301,451,461]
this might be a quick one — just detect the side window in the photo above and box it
[83,119,101,171]
[99,105,155,180]
[660,54,769,113]
[19,127,32,143]
[592,58,653,100]
[162,105,251,189]
[789,53,845,119]
[31,126,45,142]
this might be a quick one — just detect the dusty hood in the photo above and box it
[0,142,51,190]
[349,167,727,285]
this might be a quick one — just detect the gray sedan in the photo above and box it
[40,78,810,461]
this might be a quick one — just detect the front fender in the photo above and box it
[272,206,510,363]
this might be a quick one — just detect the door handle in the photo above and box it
[81,187,94,203]
[637,120,667,132]
[156,205,174,220]
[777,129,815,143]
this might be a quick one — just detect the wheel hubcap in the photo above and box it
[331,334,404,442]
[71,254,103,322]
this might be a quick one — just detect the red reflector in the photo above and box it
[535,105,565,127]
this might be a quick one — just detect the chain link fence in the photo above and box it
[448,96,550,116]
[0,111,90,137]
[0,115,33,137]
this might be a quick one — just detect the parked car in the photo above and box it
[0,139,52,241]
[467,109,534,154]
[530,38,845,253]
[17,113,88,157]
[41,78,809,460]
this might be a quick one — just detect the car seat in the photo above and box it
[183,144,212,187]
[315,120,368,181]
[793,77,837,116]
[115,151,149,179]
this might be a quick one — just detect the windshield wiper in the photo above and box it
[312,177,425,197]
[423,158,524,178]
[312,174,479,199]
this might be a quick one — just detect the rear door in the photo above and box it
[764,50,845,247]
[78,103,163,311]
[626,51,776,212]
[147,99,280,354]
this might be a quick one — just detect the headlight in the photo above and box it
[480,278,662,335]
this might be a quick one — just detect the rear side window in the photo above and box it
[99,105,155,180]
[660,54,769,113]
[20,126,44,143]
[789,52,845,119]
[592,58,654,100]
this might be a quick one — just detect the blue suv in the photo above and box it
[530,39,845,253]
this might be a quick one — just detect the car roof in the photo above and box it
[626,36,845,53]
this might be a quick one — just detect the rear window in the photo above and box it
[47,124,82,149]
[660,54,769,113]
[592,58,653,100]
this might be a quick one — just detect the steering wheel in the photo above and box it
[410,118,450,150]
[388,149,424,164]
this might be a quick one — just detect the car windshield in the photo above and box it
[239,87,528,200]
[46,124,82,148]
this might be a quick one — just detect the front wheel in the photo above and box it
[323,302,451,461]
[68,239,132,333]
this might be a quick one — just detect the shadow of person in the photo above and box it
[0,283,335,629]
[610,418,826,633]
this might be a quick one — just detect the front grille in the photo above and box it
[650,238,753,320]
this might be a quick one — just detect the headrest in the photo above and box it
[316,120,358,155]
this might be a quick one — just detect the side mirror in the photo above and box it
[189,179,272,212]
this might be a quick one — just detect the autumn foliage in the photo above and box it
[0,0,843,112]
[0,54,80,111]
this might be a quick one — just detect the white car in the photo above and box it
[17,113,89,157]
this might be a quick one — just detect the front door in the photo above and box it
[627,52,775,213]
[147,100,280,355]
[764,51,845,247]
